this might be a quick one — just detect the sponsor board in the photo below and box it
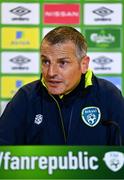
[1,27,40,49]
[43,3,80,24]
[1,52,40,74]
[0,101,9,116]
[1,76,39,98]
[88,52,122,74]
[1,3,40,24]
[84,3,122,25]
[99,76,122,90]
[85,28,121,49]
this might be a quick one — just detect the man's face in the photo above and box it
[41,40,89,95]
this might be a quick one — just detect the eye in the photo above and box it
[42,59,50,66]
[59,60,68,67]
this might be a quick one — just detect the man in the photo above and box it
[0,26,124,145]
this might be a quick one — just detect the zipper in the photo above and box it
[49,94,67,144]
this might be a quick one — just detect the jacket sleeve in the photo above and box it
[0,88,27,145]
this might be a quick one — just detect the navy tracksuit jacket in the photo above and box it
[0,73,124,145]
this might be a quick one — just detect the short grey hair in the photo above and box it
[41,26,87,60]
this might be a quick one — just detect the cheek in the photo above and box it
[65,68,81,80]
[63,73,76,86]
[65,71,82,87]
[42,68,47,76]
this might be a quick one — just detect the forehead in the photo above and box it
[41,40,76,53]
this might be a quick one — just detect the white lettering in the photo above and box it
[0,151,99,174]
[0,152,4,168]
[4,152,11,170]
[89,157,99,170]
[39,157,47,170]
[10,157,19,170]
[21,156,30,169]
[68,151,78,169]
[48,156,58,175]
[31,156,38,169]
[59,156,68,170]
[45,11,79,17]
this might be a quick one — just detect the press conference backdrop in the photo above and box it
[0,0,124,115]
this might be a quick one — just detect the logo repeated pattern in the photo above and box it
[0,0,123,115]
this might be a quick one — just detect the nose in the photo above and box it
[47,64,58,77]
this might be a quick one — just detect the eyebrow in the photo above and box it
[41,55,47,58]
[57,57,70,61]
[41,55,70,60]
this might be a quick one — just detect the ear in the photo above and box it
[80,56,90,74]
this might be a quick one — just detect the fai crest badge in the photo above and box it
[81,106,101,127]
[103,151,124,172]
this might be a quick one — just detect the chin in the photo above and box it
[49,91,62,95]
[48,89,63,95]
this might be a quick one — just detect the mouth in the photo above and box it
[47,80,62,86]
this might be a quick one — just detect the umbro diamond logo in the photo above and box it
[10,6,31,17]
[10,55,30,66]
[93,56,113,66]
[93,7,113,17]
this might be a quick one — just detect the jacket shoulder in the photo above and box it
[93,75,119,91]
[9,79,42,105]
[21,79,42,94]
[93,76,123,99]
